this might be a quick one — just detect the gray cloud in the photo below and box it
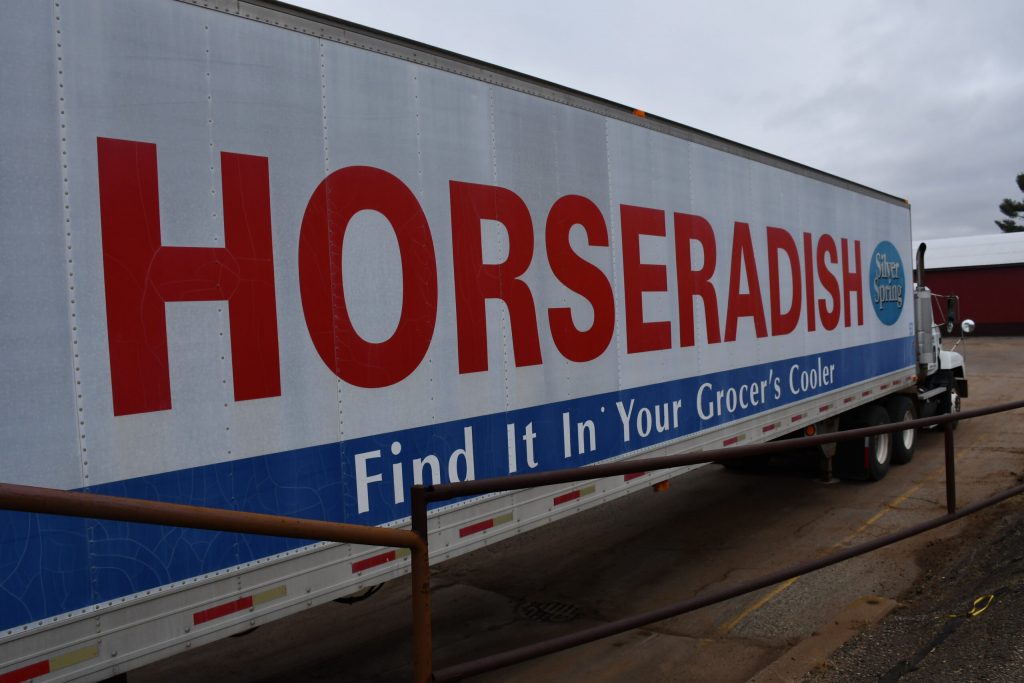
[302,0,1024,238]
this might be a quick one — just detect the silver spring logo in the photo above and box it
[869,241,905,325]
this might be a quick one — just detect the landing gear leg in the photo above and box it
[819,449,838,484]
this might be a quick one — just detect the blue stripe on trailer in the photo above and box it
[0,336,913,630]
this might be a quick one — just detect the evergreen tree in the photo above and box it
[995,172,1024,233]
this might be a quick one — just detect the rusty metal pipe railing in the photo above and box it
[433,480,1024,681]
[419,398,1024,680]
[409,485,433,680]
[0,482,420,548]
[944,422,957,513]
[0,483,434,683]
[424,399,1024,504]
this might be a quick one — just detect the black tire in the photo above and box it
[885,395,917,465]
[837,404,893,481]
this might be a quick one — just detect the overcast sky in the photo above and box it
[296,1,1022,239]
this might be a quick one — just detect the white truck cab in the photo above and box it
[914,244,972,421]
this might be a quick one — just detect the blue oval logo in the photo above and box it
[869,241,905,325]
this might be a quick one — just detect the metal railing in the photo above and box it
[1,398,1023,682]
[0,481,434,680]
[413,398,1024,681]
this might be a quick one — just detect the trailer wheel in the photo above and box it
[837,405,892,481]
[885,395,917,465]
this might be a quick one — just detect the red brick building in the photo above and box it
[914,233,1024,335]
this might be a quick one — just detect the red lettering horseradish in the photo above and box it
[96,137,865,414]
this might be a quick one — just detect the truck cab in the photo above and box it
[914,244,972,421]
[820,244,972,483]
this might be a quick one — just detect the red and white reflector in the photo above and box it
[192,585,287,625]
[458,512,514,538]
[352,547,411,573]
[553,484,597,506]
[0,645,99,683]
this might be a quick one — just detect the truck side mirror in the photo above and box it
[945,297,957,334]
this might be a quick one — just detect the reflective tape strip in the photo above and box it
[862,390,873,397]
[353,550,395,572]
[252,585,288,606]
[843,396,854,404]
[624,472,646,482]
[49,645,99,672]
[1,660,49,683]
[818,404,831,413]
[880,383,890,390]
[352,548,410,572]
[193,585,286,625]
[553,484,597,506]
[0,646,99,683]
[791,414,804,422]
[458,512,514,538]
[762,422,778,433]
[194,596,253,625]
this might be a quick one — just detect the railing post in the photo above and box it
[944,421,956,514]
[410,485,432,682]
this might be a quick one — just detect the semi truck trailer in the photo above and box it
[0,1,968,680]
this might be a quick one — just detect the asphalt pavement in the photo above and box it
[801,484,1024,683]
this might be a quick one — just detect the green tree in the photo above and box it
[995,172,1024,233]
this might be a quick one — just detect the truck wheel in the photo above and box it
[837,405,892,481]
[885,395,917,465]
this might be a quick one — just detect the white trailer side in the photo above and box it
[0,1,914,680]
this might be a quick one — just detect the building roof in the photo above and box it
[913,232,1024,269]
